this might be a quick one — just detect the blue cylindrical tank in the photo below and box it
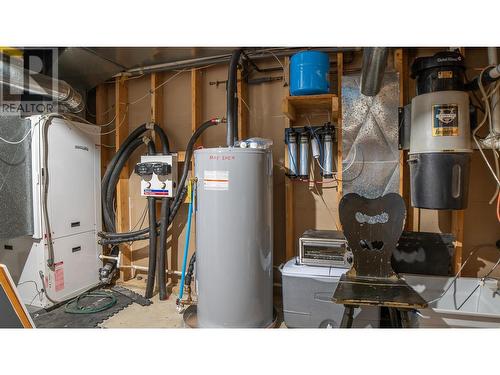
[290,51,330,96]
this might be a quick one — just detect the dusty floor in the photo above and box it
[100,278,187,328]
[99,277,284,328]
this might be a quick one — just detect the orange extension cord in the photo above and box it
[497,193,500,223]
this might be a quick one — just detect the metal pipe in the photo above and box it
[488,47,500,135]
[360,47,389,97]
[0,56,84,113]
[123,47,361,76]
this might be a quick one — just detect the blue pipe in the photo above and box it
[178,184,194,302]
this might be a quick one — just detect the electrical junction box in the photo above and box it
[136,154,178,198]
[0,115,102,309]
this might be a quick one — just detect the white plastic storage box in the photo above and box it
[280,258,380,328]
[403,274,500,328]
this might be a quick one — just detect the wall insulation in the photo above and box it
[341,72,400,198]
[0,114,33,238]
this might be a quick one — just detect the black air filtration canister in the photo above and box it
[409,51,472,210]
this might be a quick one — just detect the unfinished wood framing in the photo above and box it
[96,83,112,177]
[282,93,338,122]
[336,53,343,201]
[283,57,295,261]
[191,68,203,148]
[283,54,343,259]
[452,210,465,274]
[150,72,164,139]
[452,48,466,274]
[115,76,132,281]
[394,48,418,232]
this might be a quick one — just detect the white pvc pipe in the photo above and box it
[98,254,183,276]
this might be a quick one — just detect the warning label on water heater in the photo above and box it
[432,104,459,136]
[54,261,64,292]
[203,170,229,191]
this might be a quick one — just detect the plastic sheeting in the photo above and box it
[341,72,400,198]
[0,114,33,238]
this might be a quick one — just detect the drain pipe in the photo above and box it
[226,48,243,147]
[360,47,389,97]
[0,56,84,113]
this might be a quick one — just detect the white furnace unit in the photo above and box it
[0,115,102,308]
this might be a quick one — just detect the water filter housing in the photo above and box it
[194,146,273,328]
[409,52,472,210]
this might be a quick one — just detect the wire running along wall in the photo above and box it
[0,114,33,238]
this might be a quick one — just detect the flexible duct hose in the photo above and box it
[98,186,187,242]
[145,196,158,298]
[99,119,220,295]
[99,119,219,241]
[104,137,146,231]
[185,252,196,287]
[100,123,169,291]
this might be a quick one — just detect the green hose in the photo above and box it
[64,291,117,314]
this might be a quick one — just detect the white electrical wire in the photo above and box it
[266,50,285,71]
[0,126,34,145]
[315,157,330,174]
[341,141,358,174]
[472,66,500,195]
[0,114,54,145]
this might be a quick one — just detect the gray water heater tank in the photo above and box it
[194,147,273,328]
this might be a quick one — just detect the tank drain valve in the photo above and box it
[175,298,185,314]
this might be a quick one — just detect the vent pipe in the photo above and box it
[360,47,389,97]
[226,48,243,147]
[0,55,84,113]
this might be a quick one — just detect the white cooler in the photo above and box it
[280,258,380,328]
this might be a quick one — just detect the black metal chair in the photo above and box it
[333,193,427,328]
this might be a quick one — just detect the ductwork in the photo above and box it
[360,47,389,97]
[0,55,84,113]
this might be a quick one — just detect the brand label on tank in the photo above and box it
[203,170,229,191]
[432,104,459,136]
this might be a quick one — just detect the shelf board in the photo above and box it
[282,93,338,122]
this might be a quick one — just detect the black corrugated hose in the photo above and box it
[99,119,221,299]
[145,140,158,299]
[185,252,196,287]
[158,198,170,300]
[99,118,221,243]
[100,123,169,297]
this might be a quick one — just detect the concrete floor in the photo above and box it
[100,278,188,328]
[99,277,284,328]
